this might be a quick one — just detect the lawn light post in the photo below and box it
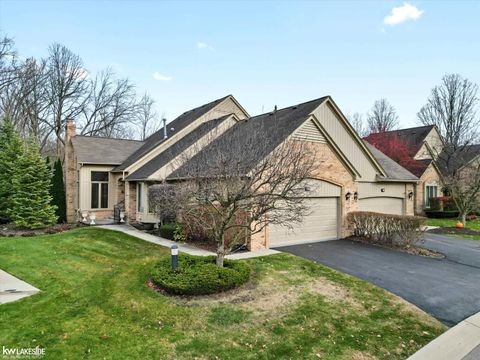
[171,244,178,271]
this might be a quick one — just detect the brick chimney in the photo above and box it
[64,119,77,223]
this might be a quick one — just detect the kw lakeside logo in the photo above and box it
[2,346,45,358]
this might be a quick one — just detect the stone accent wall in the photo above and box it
[415,164,442,215]
[125,181,137,223]
[64,119,77,223]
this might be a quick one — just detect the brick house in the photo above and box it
[65,95,419,249]
[364,125,444,215]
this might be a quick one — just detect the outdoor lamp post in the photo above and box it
[171,244,178,271]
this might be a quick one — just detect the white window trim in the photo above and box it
[424,184,438,209]
[91,171,109,210]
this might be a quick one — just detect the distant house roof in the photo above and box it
[126,114,233,181]
[363,141,419,182]
[437,144,480,175]
[168,96,330,179]
[364,125,435,158]
[113,95,232,172]
[71,136,144,165]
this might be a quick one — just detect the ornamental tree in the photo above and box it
[8,139,57,228]
[51,159,67,223]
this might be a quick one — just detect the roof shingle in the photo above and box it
[71,136,144,165]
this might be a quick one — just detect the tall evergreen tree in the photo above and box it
[8,140,57,228]
[51,159,67,223]
[0,117,23,219]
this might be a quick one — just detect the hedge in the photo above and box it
[159,223,183,240]
[348,211,426,248]
[151,254,251,295]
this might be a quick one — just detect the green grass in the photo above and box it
[426,218,480,240]
[0,228,445,359]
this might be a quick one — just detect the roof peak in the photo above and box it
[250,95,329,119]
[369,124,435,136]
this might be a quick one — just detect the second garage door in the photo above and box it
[358,197,404,215]
[269,197,339,247]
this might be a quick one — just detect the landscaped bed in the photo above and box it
[0,223,83,237]
[426,218,480,240]
[0,228,446,359]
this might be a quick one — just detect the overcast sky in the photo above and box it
[1,1,479,127]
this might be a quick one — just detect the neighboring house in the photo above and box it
[65,94,419,249]
[364,125,444,215]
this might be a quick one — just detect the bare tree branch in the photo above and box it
[366,99,399,134]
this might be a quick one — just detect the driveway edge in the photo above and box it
[408,312,480,360]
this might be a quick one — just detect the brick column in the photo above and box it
[64,119,77,223]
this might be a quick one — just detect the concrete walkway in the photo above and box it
[99,224,279,259]
[409,311,480,360]
[0,269,40,305]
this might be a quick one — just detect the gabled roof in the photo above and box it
[363,141,419,182]
[126,114,234,181]
[71,136,144,165]
[168,97,329,179]
[113,95,232,172]
[437,144,480,175]
[364,125,435,158]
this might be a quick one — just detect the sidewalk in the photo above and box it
[408,311,480,360]
[0,269,40,305]
[99,224,280,259]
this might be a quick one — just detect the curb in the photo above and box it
[408,312,480,360]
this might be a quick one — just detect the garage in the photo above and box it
[269,197,339,247]
[358,197,404,215]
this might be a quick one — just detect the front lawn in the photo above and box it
[426,218,480,240]
[0,228,445,359]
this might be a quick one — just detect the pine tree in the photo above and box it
[8,140,58,228]
[0,117,23,219]
[51,159,67,223]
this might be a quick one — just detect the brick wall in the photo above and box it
[415,164,442,215]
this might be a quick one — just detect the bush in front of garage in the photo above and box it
[348,211,427,247]
[150,254,251,296]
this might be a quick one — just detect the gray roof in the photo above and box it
[168,96,329,179]
[126,115,233,181]
[113,95,231,172]
[363,141,419,182]
[71,136,144,165]
[437,144,480,175]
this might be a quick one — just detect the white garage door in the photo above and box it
[269,197,339,247]
[358,197,404,215]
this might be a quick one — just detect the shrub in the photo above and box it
[348,211,426,248]
[159,223,183,240]
[425,210,459,218]
[151,254,251,295]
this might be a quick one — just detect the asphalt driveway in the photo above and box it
[275,233,480,326]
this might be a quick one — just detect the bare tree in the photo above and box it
[44,43,89,157]
[79,68,137,138]
[437,146,480,224]
[151,122,317,267]
[418,74,479,147]
[135,93,160,140]
[366,99,399,134]
[348,112,366,137]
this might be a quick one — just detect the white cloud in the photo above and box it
[197,41,214,51]
[152,72,172,81]
[384,3,424,26]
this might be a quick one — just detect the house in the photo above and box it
[364,125,444,215]
[64,94,419,249]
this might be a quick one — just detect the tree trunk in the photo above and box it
[461,212,467,226]
[216,244,225,267]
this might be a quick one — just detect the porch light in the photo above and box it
[381,188,386,192]
[171,244,178,271]
[353,192,358,201]
[408,191,414,200]
[345,192,352,201]
[304,186,311,192]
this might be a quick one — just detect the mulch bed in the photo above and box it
[348,236,444,259]
[428,227,480,237]
[0,223,85,237]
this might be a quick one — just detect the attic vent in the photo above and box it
[293,120,326,143]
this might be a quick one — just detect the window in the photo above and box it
[91,171,109,209]
[425,185,438,208]
[137,183,143,212]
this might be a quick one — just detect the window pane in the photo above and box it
[91,171,109,182]
[101,183,109,208]
[137,183,143,212]
[91,183,99,208]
